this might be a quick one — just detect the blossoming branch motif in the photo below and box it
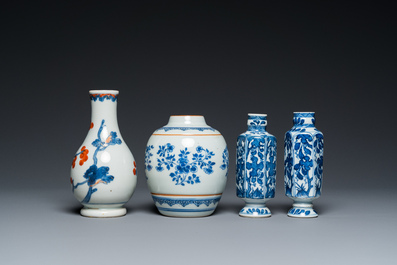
[79,146,89,166]
[72,146,89,168]
[236,136,276,199]
[285,131,323,198]
[72,123,95,168]
[71,119,122,203]
[146,143,216,186]
[293,134,314,197]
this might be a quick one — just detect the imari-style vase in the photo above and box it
[236,114,277,217]
[284,112,324,218]
[145,115,229,217]
[70,90,137,217]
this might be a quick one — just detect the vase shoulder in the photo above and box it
[153,126,220,135]
[240,129,275,137]
[153,115,221,135]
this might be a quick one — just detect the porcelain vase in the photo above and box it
[236,114,277,217]
[145,115,229,217]
[284,112,324,218]
[70,90,137,217]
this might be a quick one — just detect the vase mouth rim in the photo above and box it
[248,113,267,117]
[167,115,207,126]
[293,112,314,114]
[89,90,119,95]
[170,115,203,117]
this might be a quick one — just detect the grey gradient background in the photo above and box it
[1,1,396,264]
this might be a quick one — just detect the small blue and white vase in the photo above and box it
[236,114,277,218]
[284,112,324,218]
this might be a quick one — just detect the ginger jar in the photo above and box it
[144,115,229,217]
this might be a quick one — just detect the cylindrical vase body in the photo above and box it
[284,112,324,218]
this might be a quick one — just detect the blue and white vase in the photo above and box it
[284,112,324,218]
[70,90,137,217]
[236,114,277,218]
[145,115,229,217]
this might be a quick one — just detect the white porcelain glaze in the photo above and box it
[145,115,229,217]
[284,112,323,218]
[70,90,137,217]
[236,114,277,218]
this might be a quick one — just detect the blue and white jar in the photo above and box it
[284,112,324,218]
[70,90,137,217]
[236,114,277,217]
[145,115,229,217]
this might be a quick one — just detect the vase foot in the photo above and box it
[287,203,318,218]
[239,206,271,218]
[157,208,216,218]
[80,207,127,218]
[152,193,221,218]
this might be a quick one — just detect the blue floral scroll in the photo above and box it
[236,135,276,199]
[71,119,122,203]
[146,144,216,186]
[284,132,323,198]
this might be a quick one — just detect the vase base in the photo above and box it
[287,204,318,218]
[239,206,271,218]
[80,207,127,218]
[157,208,215,218]
[152,193,221,218]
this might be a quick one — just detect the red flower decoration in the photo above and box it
[133,161,137,176]
[72,156,77,168]
[79,146,89,166]
[90,122,94,129]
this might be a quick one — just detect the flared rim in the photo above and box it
[170,115,203,117]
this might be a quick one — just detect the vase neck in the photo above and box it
[247,113,267,131]
[89,90,119,130]
[167,115,208,127]
[293,112,315,127]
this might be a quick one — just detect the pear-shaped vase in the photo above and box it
[70,90,137,217]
